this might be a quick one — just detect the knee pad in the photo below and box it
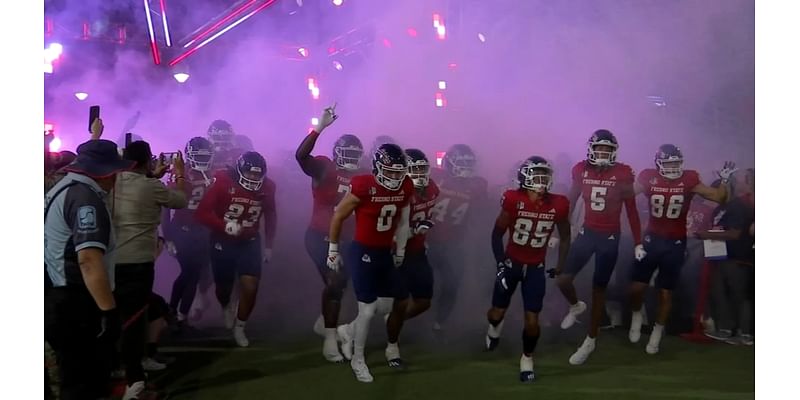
[376,297,394,316]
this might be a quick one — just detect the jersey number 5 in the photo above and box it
[376,204,398,232]
[589,186,607,211]
[512,219,555,248]
[650,194,683,219]
[225,204,262,228]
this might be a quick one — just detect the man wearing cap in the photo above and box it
[112,140,188,399]
[45,138,135,400]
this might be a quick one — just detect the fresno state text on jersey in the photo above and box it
[195,170,276,240]
[637,168,700,240]
[406,180,441,253]
[572,161,635,233]
[349,175,413,248]
[502,189,570,265]
[309,155,359,233]
[428,168,488,241]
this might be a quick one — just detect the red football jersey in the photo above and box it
[572,161,636,233]
[195,169,277,242]
[308,156,360,233]
[406,181,441,254]
[501,190,570,265]
[428,168,488,242]
[637,168,700,240]
[350,175,414,248]
[171,169,213,226]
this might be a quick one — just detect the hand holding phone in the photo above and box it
[88,105,100,132]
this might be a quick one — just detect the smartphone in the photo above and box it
[125,132,132,148]
[88,105,100,132]
[162,152,180,164]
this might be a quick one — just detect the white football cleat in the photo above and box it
[560,301,587,329]
[122,381,146,400]
[568,337,596,365]
[646,324,663,354]
[141,357,166,372]
[313,315,326,337]
[350,358,374,383]
[519,354,535,383]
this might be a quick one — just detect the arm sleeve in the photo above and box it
[152,179,188,209]
[63,187,112,253]
[624,196,642,245]
[194,178,227,233]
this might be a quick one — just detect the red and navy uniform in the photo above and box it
[631,168,700,290]
[164,169,212,315]
[427,168,488,243]
[347,175,414,303]
[563,161,642,287]
[396,181,440,300]
[195,169,277,280]
[492,189,570,313]
[304,156,362,279]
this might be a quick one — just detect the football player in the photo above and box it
[207,119,240,170]
[194,151,277,347]
[165,137,215,327]
[627,144,734,354]
[557,130,643,365]
[485,156,570,382]
[427,144,488,333]
[330,143,414,383]
[384,149,439,369]
[295,105,366,362]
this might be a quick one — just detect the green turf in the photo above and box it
[151,332,754,400]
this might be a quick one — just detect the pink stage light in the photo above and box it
[44,123,54,133]
[435,151,446,167]
[435,92,446,108]
[143,0,161,64]
[407,28,418,37]
[333,61,343,71]
[438,80,447,90]
[433,13,441,28]
[170,0,276,67]
[382,38,392,48]
[298,47,309,57]
[437,25,446,40]
[159,0,172,47]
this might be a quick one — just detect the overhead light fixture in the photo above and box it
[173,73,190,83]
[74,92,89,101]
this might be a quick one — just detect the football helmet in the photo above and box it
[185,136,214,172]
[236,151,267,191]
[405,148,430,188]
[232,134,254,152]
[333,134,363,171]
[518,156,553,193]
[207,119,235,152]
[654,144,684,179]
[587,129,618,166]
[444,144,476,178]
[372,143,407,190]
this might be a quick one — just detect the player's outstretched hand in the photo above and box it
[90,118,104,140]
[634,244,647,261]
[716,161,738,181]
[496,260,511,290]
[315,103,338,132]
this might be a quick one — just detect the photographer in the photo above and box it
[112,141,188,398]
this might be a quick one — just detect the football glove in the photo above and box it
[496,259,512,291]
[634,244,647,262]
[413,219,434,235]
[225,220,242,237]
[327,243,342,271]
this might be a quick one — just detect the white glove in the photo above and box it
[413,220,434,235]
[393,253,405,268]
[262,248,273,263]
[166,241,178,257]
[327,243,342,271]
[548,236,560,248]
[634,244,647,262]
[224,220,242,237]
[716,161,738,181]
[315,103,338,132]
